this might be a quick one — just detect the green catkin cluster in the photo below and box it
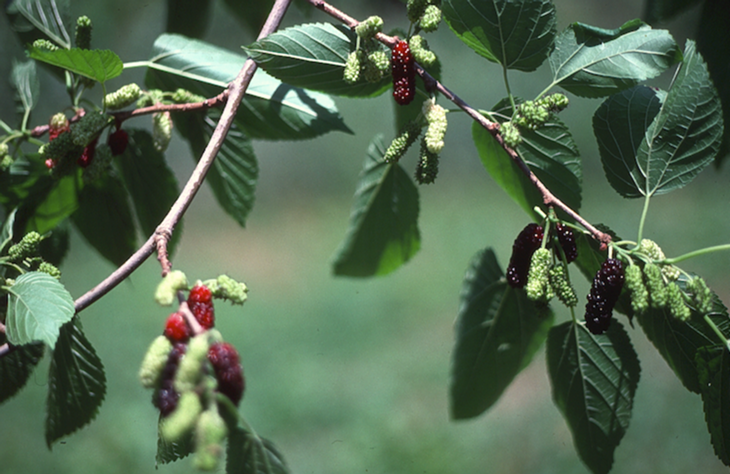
[415,141,439,184]
[343,51,363,84]
[155,270,189,306]
[423,101,447,153]
[363,50,390,83]
[549,263,577,307]
[666,282,691,321]
[71,112,110,146]
[420,5,442,32]
[688,276,713,314]
[206,274,248,305]
[8,232,42,261]
[38,261,61,279]
[175,335,210,393]
[539,93,569,112]
[103,84,142,110]
[75,16,92,49]
[500,121,522,149]
[638,238,680,281]
[172,88,206,104]
[408,35,437,66]
[32,39,58,51]
[193,409,228,471]
[643,263,667,309]
[514,100,550,130]
[407,0,429,23]
[625,264,649,314]
[161,392,203,441]
[138,335,173,388]
[526,248,553,303]
[355,16,383,41]
[153,112,173,152]
[384,121,421,164]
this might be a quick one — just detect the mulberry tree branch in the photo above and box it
[304,0,610,247]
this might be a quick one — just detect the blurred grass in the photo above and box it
[2,0,730,473]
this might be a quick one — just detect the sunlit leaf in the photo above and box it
[442,0,556,71]
[46,319,106,447]
[28,46,123,84]
[547,320,640,474]
[4,271,74,349]
[5,0,72,48]
[332,135,420,277]
[11,59,39,114]
[450,248,553,419]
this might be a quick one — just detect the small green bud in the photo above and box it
[139,336,173,388]
[172,88,206,104]
[409,35,437,66]
[155,270,189,306]
[419,5,442,32]
[193,409,228,471]
[549,263,577,307]
[539,93,569,112]
[0,154,12,172]
[152,111,173,152]
[625,264,649,315]
[423,101,447,154]
[638,239,665,261]
[75,15,92,49]
[407,0,429,23]
[50,113,69,131]
[515,101,549,130]
[38,261,61,279]
[161,392,203,441]
[501,121,522,149]
[415,139,439,184]
[174,334,210,393]
[8,231,42,261]
[643,263,667,309]
[0,143,8,157]
[32,39,58,51]
[688,276,713,315]
[355,16,383,41]
[526,248,553,303]
[343,50,363,84]
[384,121,421,164]
[71,111,110,146]
[661,264,681,282]
[103,83,142,110]
[666,282,690,321]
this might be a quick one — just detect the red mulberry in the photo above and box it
[584,258,624,334]
[188,284,215,329]
[208,342,245,406]
[391,41,416,105]
[164,312,191,343]
[506,223,544,288]
[107,128,128,156]
[555,223,577,263]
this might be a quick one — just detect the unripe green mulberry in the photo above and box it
[8,232,42,261]
[549,263,577,307]
[0,153,11,172]
[193,409,228,471]
[172,88,206,104]
[515,100,549,130]
[32,39,58,51]
[409,35,437,66]
[539,93,569,112]
[75,16,92,49]
[526,248,553,303]
[643,263,667,309]
[666,282,690,321]
[355,16,383,41]
[407,0,429,23]
[161,391,203,441]
[103,84,142,110]
[688,276,713,314]
[207,274,248,305]
[625,264,649,315]
[155,270,189,306]
[420,5,442,32]
[50,113,69,131]
[363,50,390,83]
[384,121,421,164]
[137,89,164,108]
[415,139,439,184]
[152,111,173,152]
[501,121,522,149]
[0,143,8,157]
[71,112,110,146]
[423,101,447,153]
[38,261,61,279]
[174,334,210,393]
[638,239,665,260]
[139,335,173,388]
[343,50,364,84]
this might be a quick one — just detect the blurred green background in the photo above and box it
[2,0,730,473]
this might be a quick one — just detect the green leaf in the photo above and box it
[11,59,39,114]
[450,248,553,419]
[442,0,556,72]
[332,135,420,277]
[71,174,136,267]
[145,33,351,140]
[243,22,391,97]
[175,110,258,227]
[594,42,724,198]
[24,173,78,235]
[156,417,193,464]
[1,208,18,254]
[546,320,640,474]
[548,20,681,97]
[5,0,72,49]
[473,99,581,220]
[4,271,75,348]
[27,46,123,84]
[116,129,181,253]
[227,426,290,474]
[635,276,730,393]
[0,339,44,405]
[46,319,106,447]
[696,346,730,466]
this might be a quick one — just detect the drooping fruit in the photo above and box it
[107,128,129,156]
[188,284,215,329]
[207,342,245,406]
[584,258,624,334]
[164,312,191,343]
[391,41,416,105]
[555,223,577,263]
[506,223,544,288]
[154,343,187,416]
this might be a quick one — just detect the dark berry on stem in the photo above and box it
[584,258,624,334]
[555,223,577,263]
[506,223,544,288]
[164,311,191,343]
[391,41,416,106]
[107,128,128,156]
[154,343,187,416]
[188,284,215,329]
[208,342,245,406]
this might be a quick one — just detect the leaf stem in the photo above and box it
[636,194,651,244]
[662,244,730,265]
[502,66,516,113]
[703,315,730,352]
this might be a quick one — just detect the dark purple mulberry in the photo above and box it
[506,223,544,288]
[584,258,624,334]
[154,343,187,416]
[555,223,577,263]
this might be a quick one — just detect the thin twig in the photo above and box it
[72,0,293,314]
[304,0,610,246]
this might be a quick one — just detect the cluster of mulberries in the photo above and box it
[506,223,545,288]
[584,258,624,334]
[354,16,383,41]
[408,35,437,66]
[5,231,62,278]
[392,40,416,105]
[407,0,442,32]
